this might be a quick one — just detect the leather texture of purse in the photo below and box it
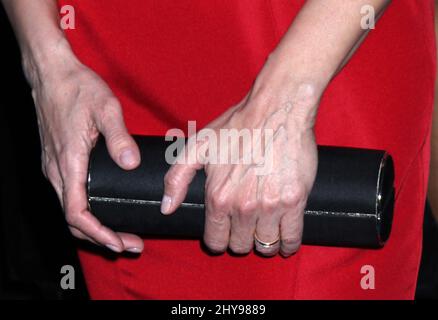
[87,135,395,248]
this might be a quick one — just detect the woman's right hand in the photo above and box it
[24,40,144,253]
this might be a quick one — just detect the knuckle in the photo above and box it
[204,238,228,253]
[101,106,122,123]
[99,98,121,118]
[281,236,302,253]
[281,185,306,207]
[237,199,258,216]
[65,212,79,227]
[208,191,229,211]
[261,195,280,212]
[207,211,228,227]
[229,242,252,255]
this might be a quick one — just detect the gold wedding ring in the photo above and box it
[254,233,280,249]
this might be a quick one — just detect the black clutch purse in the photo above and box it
[87,135,395,248]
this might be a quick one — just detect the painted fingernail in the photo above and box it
[106,244,122,253]
[120,149,136,167]
[126,247,142,253]
[161,195,172,214]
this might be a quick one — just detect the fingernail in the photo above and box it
[120,149,136,167]
[106,244,122,253]
[161,195,172,214]
[126,247,142,253]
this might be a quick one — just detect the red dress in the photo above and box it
[58,0,435,299]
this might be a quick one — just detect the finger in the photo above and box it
[61,148,125,252]
[229,211,257,255]
[66,199,124,252]
[254,213,281,257]
[203,187,231,253]
[161,138,203,214]
[44,158,64,205]
[71,227,143,253]
[95,101,141,170]
[280,206,304,257]
[117,232,144,253]
[69,226,98,244]
[228,176,258,255]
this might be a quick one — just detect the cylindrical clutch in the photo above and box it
[87,135,395,248]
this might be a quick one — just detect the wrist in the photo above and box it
[22,36,80,88]
[250,57,326,129]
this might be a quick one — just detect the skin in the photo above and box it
[2,0,391,256]
[429,0,438,223]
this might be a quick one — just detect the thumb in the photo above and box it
[161,140,203,214]
[96,104,141,170]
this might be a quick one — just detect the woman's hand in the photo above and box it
[162,58,320,257]
[161,0,392,256]
[24,40,144,253]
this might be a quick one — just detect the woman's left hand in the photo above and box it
[161,59,322,257]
